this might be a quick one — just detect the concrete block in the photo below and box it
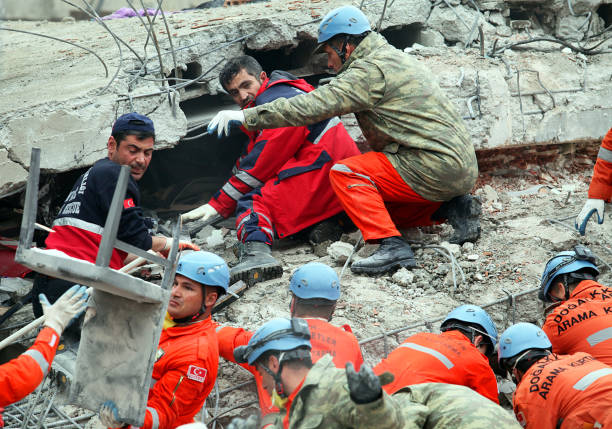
[392,268,415,287]
[427,4,493,44]
[206,229,225,249]
[417,29,446,47]
[556,15,589,41]
[440,241,462,257]
[0,148,28,198]
[0,277,33,299]
[327,241,354,265]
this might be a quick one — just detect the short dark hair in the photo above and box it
[111,130,155,147]
[328,31,370,50]
[293,296,336,321]
[257,349,313,369]
[219,55,263,91]
[441,321,494,355]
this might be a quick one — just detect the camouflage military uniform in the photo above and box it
[243,32,477,202]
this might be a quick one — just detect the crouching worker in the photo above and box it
[227,318,520,429]
[99,251,228,429]
[0,285,88,405]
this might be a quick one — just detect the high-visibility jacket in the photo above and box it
[588,128,612,201]
[374,330,499,403]
[216,318,364,417]
[0,327,59,406]
[139,317,218,429]
[543,280,612,366]
[513,352,612,429]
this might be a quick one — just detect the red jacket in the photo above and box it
[588,127,612,201]
[542,280,612,366]
[216,318,364,417]
[513,353,612,429]
[0,327,59,406]
[374,330,499,403]
[208,71,360,238]
[140,317,218,429]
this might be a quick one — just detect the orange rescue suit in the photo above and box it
[543,280,612,366]
[588,127,612,201]
[374,330,498,403]
[513,352,612,429]
[216,318,364,417]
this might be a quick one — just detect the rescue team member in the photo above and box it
[216,263,363,426]
[182,56,360,285]
[99,251,227,429]
[0,285,88,407]
[227,318,521,429]
[32,113,198,321]
[374,304,499,403]
[498,322,612,429]
[207,6,481,275]
[575,127,612,235]
[539,246,612,365]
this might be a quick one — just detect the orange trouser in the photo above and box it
[329,152,442,241]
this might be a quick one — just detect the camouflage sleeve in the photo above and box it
[352,393,425,429]
[243,60,382,130]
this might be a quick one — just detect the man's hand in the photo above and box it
[99,401,125,428]
[207,110,245,138]
[575,198,605,235]
[162,238,201,254]
[181,204,218,223]
[346,362,382,404]
[40,285,88,335]
[227,415,259,429]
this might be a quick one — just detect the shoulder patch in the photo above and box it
[187,365,207,383]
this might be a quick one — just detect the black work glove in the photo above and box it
[227,414,259,429]
[346,362,382,404]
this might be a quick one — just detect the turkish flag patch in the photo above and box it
[123,198,135,209]
[187,365,207,383]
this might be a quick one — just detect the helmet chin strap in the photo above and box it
[330,36,350,64]
[261,352,288,397]
[170,292,206,324]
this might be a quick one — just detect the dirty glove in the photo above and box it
[227,415,259,429]
[163,238,201,253]
[181,204,219,223]
[207,110,245,138]
[40,284,88,335]
[346,362,382,404]
[575,198,605,235]
[99,401,125,428]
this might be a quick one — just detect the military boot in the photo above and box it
[432,195,481,245]
[351,236,416,275]
[230,241,283,286]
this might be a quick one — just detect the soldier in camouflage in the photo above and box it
[209,5,481,275]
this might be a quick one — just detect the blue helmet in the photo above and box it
[176,251,230,294]
[317,5,371,44]
[498,322,552,363]
[441,304,498,348]
[234,318,311,365]
[539,246,599,302]
[290,262,340,301]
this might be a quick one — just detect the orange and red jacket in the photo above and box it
[138,317,218,429]
[542,280,612,366]
[588,127,612,201]
[0,327,59,407]
[513,352,612,429]
[216,318,364,417]
[374,330,499,403]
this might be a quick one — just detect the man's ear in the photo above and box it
[259,71,267,82]
[550,281,566,300]
[107,136,117,157]
[268,354,280,372]
[204,286,218,309]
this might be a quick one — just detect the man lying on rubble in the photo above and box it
[0,285,88,408]
[374,304,499,403]
[206,6,481,276]
[32,112,198,337]
[99,251,227,429]
[538,245,612,366]
[226,318,521,429]
[498,322,612,428]
[575,126,612,235]
[181,55,360,285]
[216,262,363,427]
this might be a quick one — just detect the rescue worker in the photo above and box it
[575,127,612,235]
[182,56,360,285]
[99,251,227,429]
[207,6,481,275]
[227,318,521,429]
[498,322,612,428]
[539,245,612,365]
[32,113,198,326]
[0,285,88,407]
[216,262,363,427]
[374,304,499,403]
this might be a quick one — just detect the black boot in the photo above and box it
[350,236,416,275]
[230,241,283,286]
[432,195,481,244]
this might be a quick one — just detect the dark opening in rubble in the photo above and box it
[168,62,205,91]
[380,24,422,50]
[245,38,322,75]
[598,4,612,28]
[509,9,531,20]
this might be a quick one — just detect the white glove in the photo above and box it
[575,198,605,236]
[40,285,89,335]
[176,424,208,429]
[207,110,245,138]
[99,401,124,428]
[181,204,219,223]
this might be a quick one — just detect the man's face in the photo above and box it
[168,274,204,319]
[107,134,154,181]
[225,68,266,109]
[255,358,277,395]
[323,44,343,73]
